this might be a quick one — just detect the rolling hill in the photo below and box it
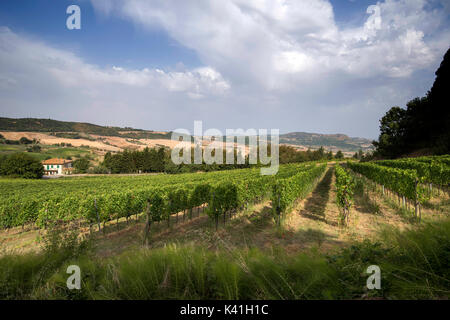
[0,117,171,140]
[279,132,373,153]
[0,117,373,153]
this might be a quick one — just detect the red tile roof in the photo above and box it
[42,158,72,165]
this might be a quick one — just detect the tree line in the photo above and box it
[99,145,345,174]
[0,135,36,145]
[279,145,344,163]
[101,147,251,174]
[0,153,44,179]
[373,47,449,158]
[0,140,348,178]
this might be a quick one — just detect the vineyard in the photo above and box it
[374,156,450,188]
[342,156,450,220]
[0,157,449,301]
[334,164,355,225]
[1,156,448,233]
[0,163,326,232]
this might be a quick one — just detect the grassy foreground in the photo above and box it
[0,219,449,300]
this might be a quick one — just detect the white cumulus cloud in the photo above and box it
[1,0,449,138]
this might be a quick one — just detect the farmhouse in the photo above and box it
[42,158,73,175]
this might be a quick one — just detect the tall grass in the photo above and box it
[0,224,89,299]
[0,219,449,300]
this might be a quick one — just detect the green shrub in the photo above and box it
[0,224,89,299]
[19,137,33,145]
[0,153,44,179]
[73,158,90,173]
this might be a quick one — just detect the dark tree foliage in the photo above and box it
[335,150,344,159]
[73,158,90,173]
[427,46,450,153]
[19,137,33,145]
[103,148,168,174]
[1,139,20,145]
[26,145,41,153]
[0,155,6,172]
[373,48,450,158]
[101,145,334,174]
[0,153,44,179]
[278,145,336,164]
[102,147,251,174]
[372,106,407,158]
[358,149,363,159]
[353,149,364,159]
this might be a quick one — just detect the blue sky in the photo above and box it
[0,0,200,69]
[0,0,449,139]
[0,0,404,69]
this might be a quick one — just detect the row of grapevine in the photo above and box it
[413,155,450,167]
[0,163,309,230]
[124,164,312,240]
[202,164,317,230]
[271,164,327,225]
[375,159,450,188]
[348,162,421,201]
[207,174,279,230]
[334,164,354,225]
[0,166,266,198]
[347,162,426,219]
[0,171,240,228]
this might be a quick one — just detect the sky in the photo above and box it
[0,0,449,139]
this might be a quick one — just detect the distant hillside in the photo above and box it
[280,132,373,153]
[0,117,171,140]
[0,117,373,153]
